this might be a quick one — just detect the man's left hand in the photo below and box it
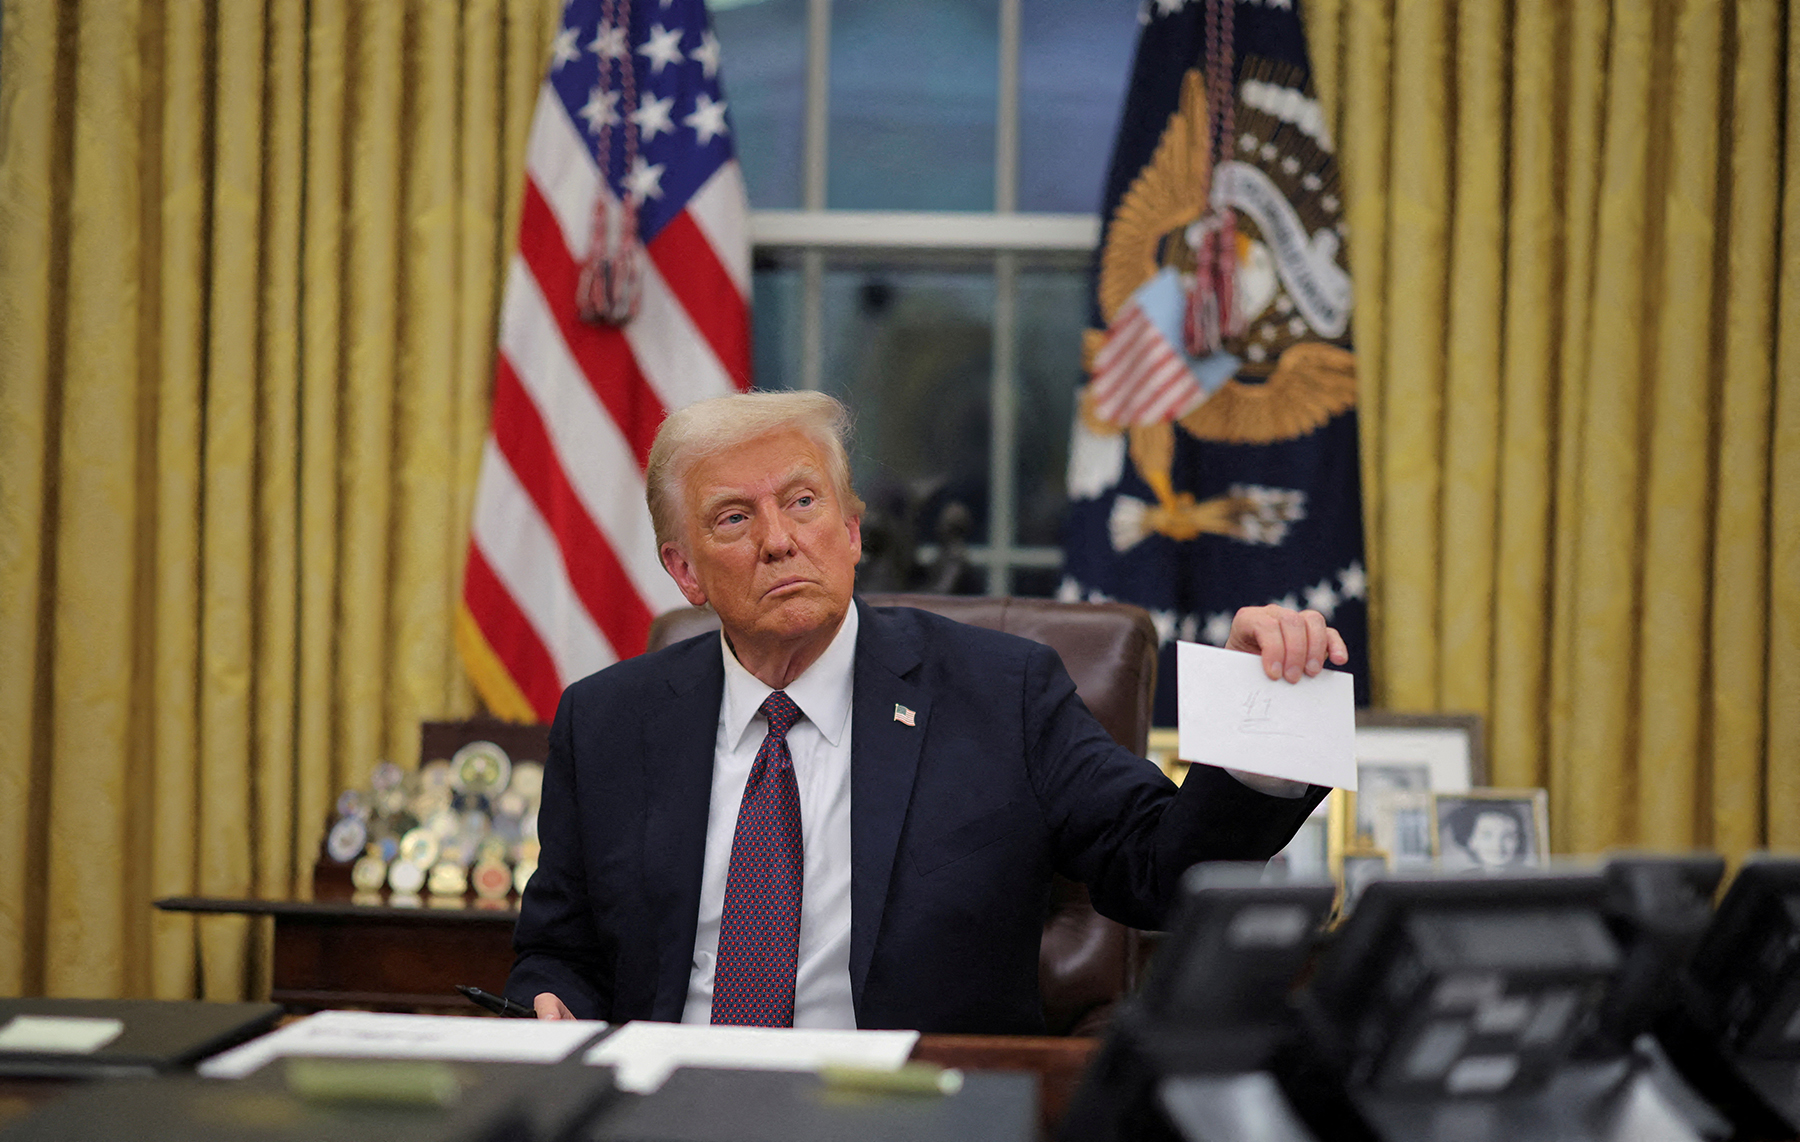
[1226,604,1349,684]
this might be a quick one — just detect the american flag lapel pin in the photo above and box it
[893,704,916,727]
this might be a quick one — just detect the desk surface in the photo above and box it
[152,898,1102,1136]
[0,1023,1096,1141]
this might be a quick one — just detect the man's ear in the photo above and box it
[660,543,708,607]
[844,511,862,563]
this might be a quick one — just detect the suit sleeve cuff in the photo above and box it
[1221,767,1312,798]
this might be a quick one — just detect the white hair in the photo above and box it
[645,390,865,549]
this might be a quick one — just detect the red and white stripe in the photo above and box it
[462,85,750,721]
[1089,300,1205,426]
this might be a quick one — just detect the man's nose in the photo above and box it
[757,511,797,559]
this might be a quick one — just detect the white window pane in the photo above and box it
[713,0,808,208]
[827,0,1000,211]
[1019,0,1138,213]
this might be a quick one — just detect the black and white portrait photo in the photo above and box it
[1435,791,1548,872]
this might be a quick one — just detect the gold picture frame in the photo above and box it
[1145,727,1184,784]
[1346,711,1485,854]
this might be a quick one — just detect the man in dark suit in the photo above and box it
[508,391,1345,1033]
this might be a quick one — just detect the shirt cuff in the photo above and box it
[1223,768,1311,798]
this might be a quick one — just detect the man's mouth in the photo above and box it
[763,577,813,597]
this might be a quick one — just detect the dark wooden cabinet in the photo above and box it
[156,896,518,1012]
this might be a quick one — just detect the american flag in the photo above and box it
[458,0,750,722]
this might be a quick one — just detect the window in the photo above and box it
[713,0,1139,595]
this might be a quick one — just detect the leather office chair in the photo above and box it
[646,593,1162,1037]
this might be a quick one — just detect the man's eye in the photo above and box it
[720,512,747,526]
[794,495,815,508]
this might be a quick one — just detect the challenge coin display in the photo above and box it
[427,861,468,896]
[374,785,407,818]
[386,858,426,895]
[510,761,545,803]
[418,758,453,793]
[472,858,512,900]
[325,816,368,864]
[351,850,388,893]
[451,740,512,798]
[425,806,461,840]
[322,742,549,904]
[398,826,441,872]
[495,789,529,819]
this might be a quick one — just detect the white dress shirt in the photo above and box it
[682,605,859,1027]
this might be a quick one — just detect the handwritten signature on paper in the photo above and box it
[1238,688,1306,737]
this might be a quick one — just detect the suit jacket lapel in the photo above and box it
[640,636,724,1021]
[849,599,928,1012]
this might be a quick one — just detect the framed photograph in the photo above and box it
[1354,765,1432,844]
[1433,788,1549,872]
[1349,711,1484,849]
[1355,710,1485,792]
[1364,788,1436,867]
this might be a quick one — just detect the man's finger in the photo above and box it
[1278,608,1310,683]
[1260,627,1284,680]
[534,992,574,1020]
[1327,626,1349,666]
[1250,609,1285,680]
[1303,610,1329,676]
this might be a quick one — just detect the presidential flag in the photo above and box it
[459,0,751,722]
[1060,0,1370,718]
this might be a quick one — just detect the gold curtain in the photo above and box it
[0,0,560,999]
[1305,0,1798,861]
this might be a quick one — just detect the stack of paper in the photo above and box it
[586,1022,919,1093]
[197,1010,607,1079]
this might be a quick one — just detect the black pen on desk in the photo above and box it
[456,984,535,1018]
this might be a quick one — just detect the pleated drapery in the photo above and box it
[1305,0,1798,860]
[0,0,562,1000]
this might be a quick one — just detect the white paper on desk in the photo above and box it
[1176,641,1357,790]
[197,1010,606,1079]
[585,1021,919,1094]
[0,1015,124,1054]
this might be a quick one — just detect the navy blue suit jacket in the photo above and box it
[507,598,1323,1033]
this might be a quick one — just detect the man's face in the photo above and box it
[1466,811,1521,867]
[659,428,862,652]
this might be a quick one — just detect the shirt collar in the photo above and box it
[720,602,858,751]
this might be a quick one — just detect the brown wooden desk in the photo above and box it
[154,896,1099,1136]
[913,1034,1096,1140]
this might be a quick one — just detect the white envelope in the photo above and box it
[1176,641,1357,790]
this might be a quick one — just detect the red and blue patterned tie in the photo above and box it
[711,691,804,1026]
